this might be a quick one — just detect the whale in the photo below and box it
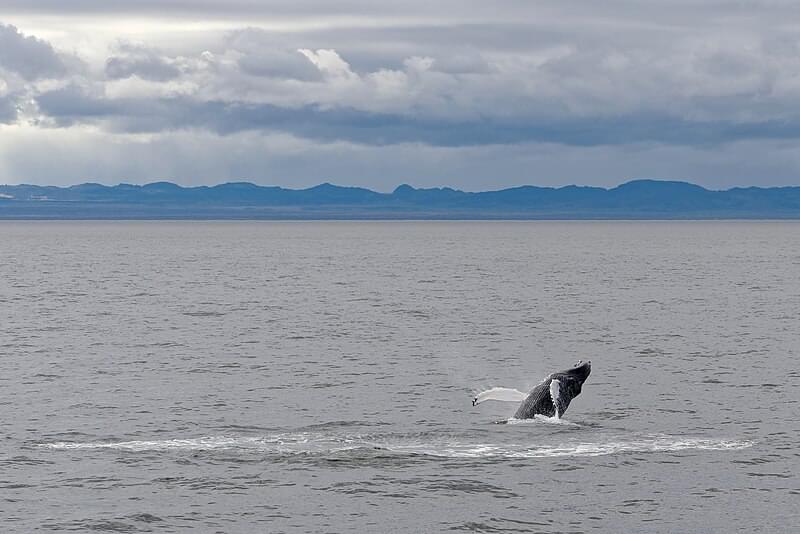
[472,360,592,419]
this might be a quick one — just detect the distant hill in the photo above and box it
[1,179,800,219]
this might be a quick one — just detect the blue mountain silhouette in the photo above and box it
[1,179,799,219]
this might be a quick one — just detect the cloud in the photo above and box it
[220,29,322,81]
[25,27,800,148]
[0,23,65,80]
[12,11,800,143]
[31,74,800,148]
[298,49,357,81]
[4,123,800,191]
[237,50,322,81]
[4,2,800,187]
[0,95,18,123]
[105,44,182,81]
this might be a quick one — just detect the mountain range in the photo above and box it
[2,180,800,219]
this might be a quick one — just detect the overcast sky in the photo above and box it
[2,1,800,190]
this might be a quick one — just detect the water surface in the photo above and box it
[1,221,798,532]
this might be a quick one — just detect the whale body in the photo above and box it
[473,360,592,419]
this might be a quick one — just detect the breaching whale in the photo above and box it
[472,360,591,419]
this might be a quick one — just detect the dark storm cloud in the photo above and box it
[0,23,65,80]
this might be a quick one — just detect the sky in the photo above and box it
[2,1,800,191]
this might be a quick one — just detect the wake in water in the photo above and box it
[386,437,752,459]
[37,432,752,459]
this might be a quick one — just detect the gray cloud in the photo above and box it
[237,50,322,81]
[33,87,800,147]
[0,0,538,20]
[4,126,800,192]
[105,45,181,81]
[31,43,800,149]
[0,23,65,80]
[0,95,18,123]
[4,1,797,25]
[224,29,321,77]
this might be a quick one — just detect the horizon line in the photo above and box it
[4,178,800,194]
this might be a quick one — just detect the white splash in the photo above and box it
[506,415,579,426]
[387,437,753,459]
[38,434,753,459]
[38,433,358,454]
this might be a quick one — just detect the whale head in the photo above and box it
[564,359,591,383]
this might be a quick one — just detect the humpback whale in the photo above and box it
[473,360,591,419]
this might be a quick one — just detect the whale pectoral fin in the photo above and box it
[550,379,564,418]
[549,376,582,418]
[472,387,527,406]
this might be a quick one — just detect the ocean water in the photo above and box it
[1,221,798,533]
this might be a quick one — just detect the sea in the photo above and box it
[1,221,798,533]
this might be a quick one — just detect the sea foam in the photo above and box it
[38,433,753,459]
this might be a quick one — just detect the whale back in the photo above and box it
[513,379,559,418]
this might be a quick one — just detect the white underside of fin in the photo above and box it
[473,387,527,406]
[550,379,562,419]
